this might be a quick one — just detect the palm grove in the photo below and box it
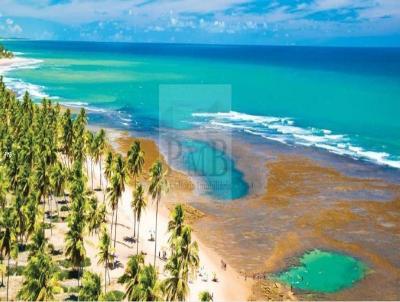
[0,77,205,301]
[0,44,13,59]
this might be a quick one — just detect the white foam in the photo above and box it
[0,57,42,74]
[0,56,49,99]
[1,55,135,129]
[3,77,50,99]
[192,111,400,169]
[119,117,132,123]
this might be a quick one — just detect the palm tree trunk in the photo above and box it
[133,211,136,239]
[91,159,94,190]
[1,254,3,287]
[42,195,46,224]
[114,203,118,249]
[136,219,140,255]
[77,265,81,287]
[133,176,137,239]
[52,195,60,219]
[6,256,10,301]
[104,176,107,203]
[153,196,160,266]
[104,262,107,293]
[48,196,53,236]
[86,158,90,180]
[110,209,115,241]
[99,159,102,190]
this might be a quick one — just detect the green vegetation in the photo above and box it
[132,183,147,254]
[97,226,114,293]
[162,204,200,301]
[0,77,201,301]
[79,271,102,301]
[149,160,169,266]
[17,250,61,300]
[199,291,213,302]
[100,289,124,301]
[0,44,13,59]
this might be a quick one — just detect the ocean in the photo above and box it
[1,40,400,199]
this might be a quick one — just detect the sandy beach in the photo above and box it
[0,126,253,301]
[103,128,253,301]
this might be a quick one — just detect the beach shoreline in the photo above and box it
[2,53,400,300]
[90,125,255,301]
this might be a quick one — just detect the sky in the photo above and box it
[0,0,399,46]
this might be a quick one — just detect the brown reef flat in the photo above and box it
[191,151,400,300]
[114,132,194,194]
[103,128,400,300]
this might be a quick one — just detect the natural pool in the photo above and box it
[181,139,249,200]
[275,249,367,293]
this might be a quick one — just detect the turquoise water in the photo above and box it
[181,140,248,200]
[275,250,367,293]
[1,41,400,198]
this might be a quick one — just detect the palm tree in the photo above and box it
[50,161,66,217]
[65,214,86,286]
[148,160,169,266]
[23,193,41,244]
[94,129,106,190]
[107,175,120,247]
[119,254,144,300]
[30,223,47,256]
[0,207,17,301]
[87,196,106,236]
[173,225,200,281]
[17,249,61,301]
[13,194,28,244]
[132,184,147,254]
[0,171,8,209]
[163,255,189,301]
[84,130,94,189]
[127,141,145,186]
[104,151,113,192]
[97,226,114,293]
[59,109,74,166]
[163,224,199,302]
[127,141,145,238]
[34,159,51,225]
[199,291,213,302]
[72,108,87,163]
[109,154,126,248]
[79,271,102,301]
[168,204,185,245]
[132,264,162,301]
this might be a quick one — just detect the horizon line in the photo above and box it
[2,37,400,49]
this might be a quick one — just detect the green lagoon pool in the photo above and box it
[275,249,367,293]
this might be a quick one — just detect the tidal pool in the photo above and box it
[181,139,249,200]
[275,249,367,293]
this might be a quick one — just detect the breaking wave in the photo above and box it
[192,111,400,169]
